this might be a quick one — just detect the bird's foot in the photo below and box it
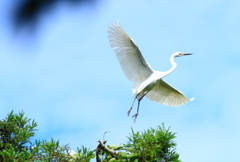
[132,113,138,123]
[127,107,132,116]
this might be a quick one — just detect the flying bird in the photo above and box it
[107,22,194,122]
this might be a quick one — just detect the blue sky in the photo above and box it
[1,0,240,161]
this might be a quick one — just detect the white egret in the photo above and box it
[107,22,194,122]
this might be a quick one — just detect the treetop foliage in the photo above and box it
[0,111,180,162]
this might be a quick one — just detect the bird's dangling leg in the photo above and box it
[132,99,141,123]
[132,91,147,122]
[128,97,136,116]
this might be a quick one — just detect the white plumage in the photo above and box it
[108,22,193,122]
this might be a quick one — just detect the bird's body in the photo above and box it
[134,71,161,99]
[107,22,193,122]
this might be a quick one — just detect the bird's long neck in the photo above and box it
[164,55,177,77]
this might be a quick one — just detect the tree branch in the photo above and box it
[96,140,118,162]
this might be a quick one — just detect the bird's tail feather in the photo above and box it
[132,83,141,96]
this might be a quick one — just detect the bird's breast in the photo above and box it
[134,74,159,99]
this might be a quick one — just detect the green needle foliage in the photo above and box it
[96,125,181,162]
[0,111,180,162]
[0,111,94,162]
[124,125,181,162]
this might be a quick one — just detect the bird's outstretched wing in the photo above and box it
[145,79,193,107]
[108,22,154,84]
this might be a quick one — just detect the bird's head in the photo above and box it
[173,52,192,58]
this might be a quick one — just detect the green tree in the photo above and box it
[96,124,181,162]
[0,111,94,162]
[0,111,181,162]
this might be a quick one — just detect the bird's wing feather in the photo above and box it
[108,22,154,83]
[145,79,192,107]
